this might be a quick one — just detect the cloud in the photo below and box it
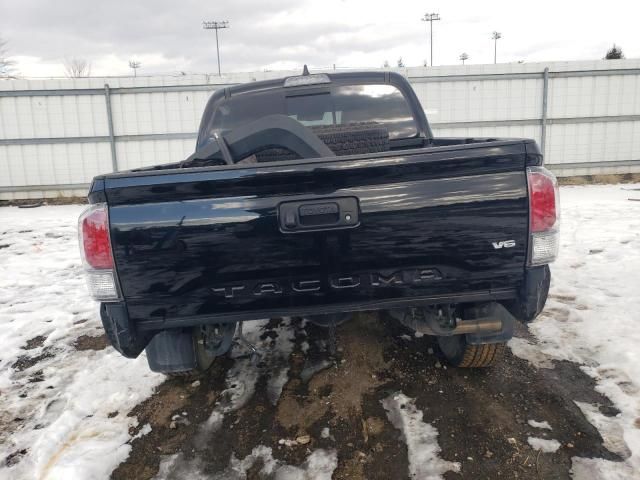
[1,0,638,77]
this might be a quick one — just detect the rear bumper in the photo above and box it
[100,266,550,358]
[101,287,515,358]
[133,287,518,331]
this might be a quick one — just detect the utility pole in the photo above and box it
[128,60,141,77]
[421,13,441,67]
[459,53,469,65]
[492,31,502,64]
[202,20,230,76]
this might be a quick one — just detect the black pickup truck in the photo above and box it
[78,70,559,374]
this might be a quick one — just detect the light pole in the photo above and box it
[492,31,502,64]
[128,60,141,77]
[421,13,441,67]
[459,53,469,65]
[202,20,230,76]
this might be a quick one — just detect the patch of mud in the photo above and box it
[4,448,28,467]
[73,333,110,351]
[23,335,47,350]
[113,318,298,480]
[309,314,389,419]
[276,313,389,435]
[11,348,55,372]
[27,369,45,383]
[113,314,629,480]
[130,382,193,430]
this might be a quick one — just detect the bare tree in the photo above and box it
[383,60,390,68]
[459,52,469,65]
[1,36,16,78]
[64,57,91,78]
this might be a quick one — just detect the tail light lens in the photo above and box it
[80,205,113,269]
[78,203,120,301]
[527,167,560,265]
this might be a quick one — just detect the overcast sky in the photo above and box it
[1,0,638,77]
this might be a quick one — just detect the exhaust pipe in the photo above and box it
[391,302,515,344]
[445,318,503,335]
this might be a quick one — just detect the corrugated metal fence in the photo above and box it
[1,59,640,199]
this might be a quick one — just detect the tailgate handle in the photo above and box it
[279,197,359,232]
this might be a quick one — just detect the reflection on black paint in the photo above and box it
[108,143,529,325]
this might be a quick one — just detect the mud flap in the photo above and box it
[145,330,197,373]
[100,303,152,358]
[505,265,551,323]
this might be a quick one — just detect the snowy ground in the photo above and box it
[509,184,640,477]
[0,183,639,479]
[0,206,164,480]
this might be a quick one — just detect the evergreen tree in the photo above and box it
[605,44,624,60]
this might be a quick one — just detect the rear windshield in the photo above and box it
[199,84,417,148]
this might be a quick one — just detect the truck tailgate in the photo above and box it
[105,142,529,329]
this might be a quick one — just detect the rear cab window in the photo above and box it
[198,82,418,149]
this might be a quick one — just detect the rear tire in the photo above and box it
[437,335,504,368]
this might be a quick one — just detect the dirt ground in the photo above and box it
[106,313,625,480]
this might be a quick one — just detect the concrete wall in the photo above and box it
[2,59,640,199]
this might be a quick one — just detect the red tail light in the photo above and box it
[78,204,119,300]
[80,205,113,269]
[528,169,558,232]
[527,167,560,265]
